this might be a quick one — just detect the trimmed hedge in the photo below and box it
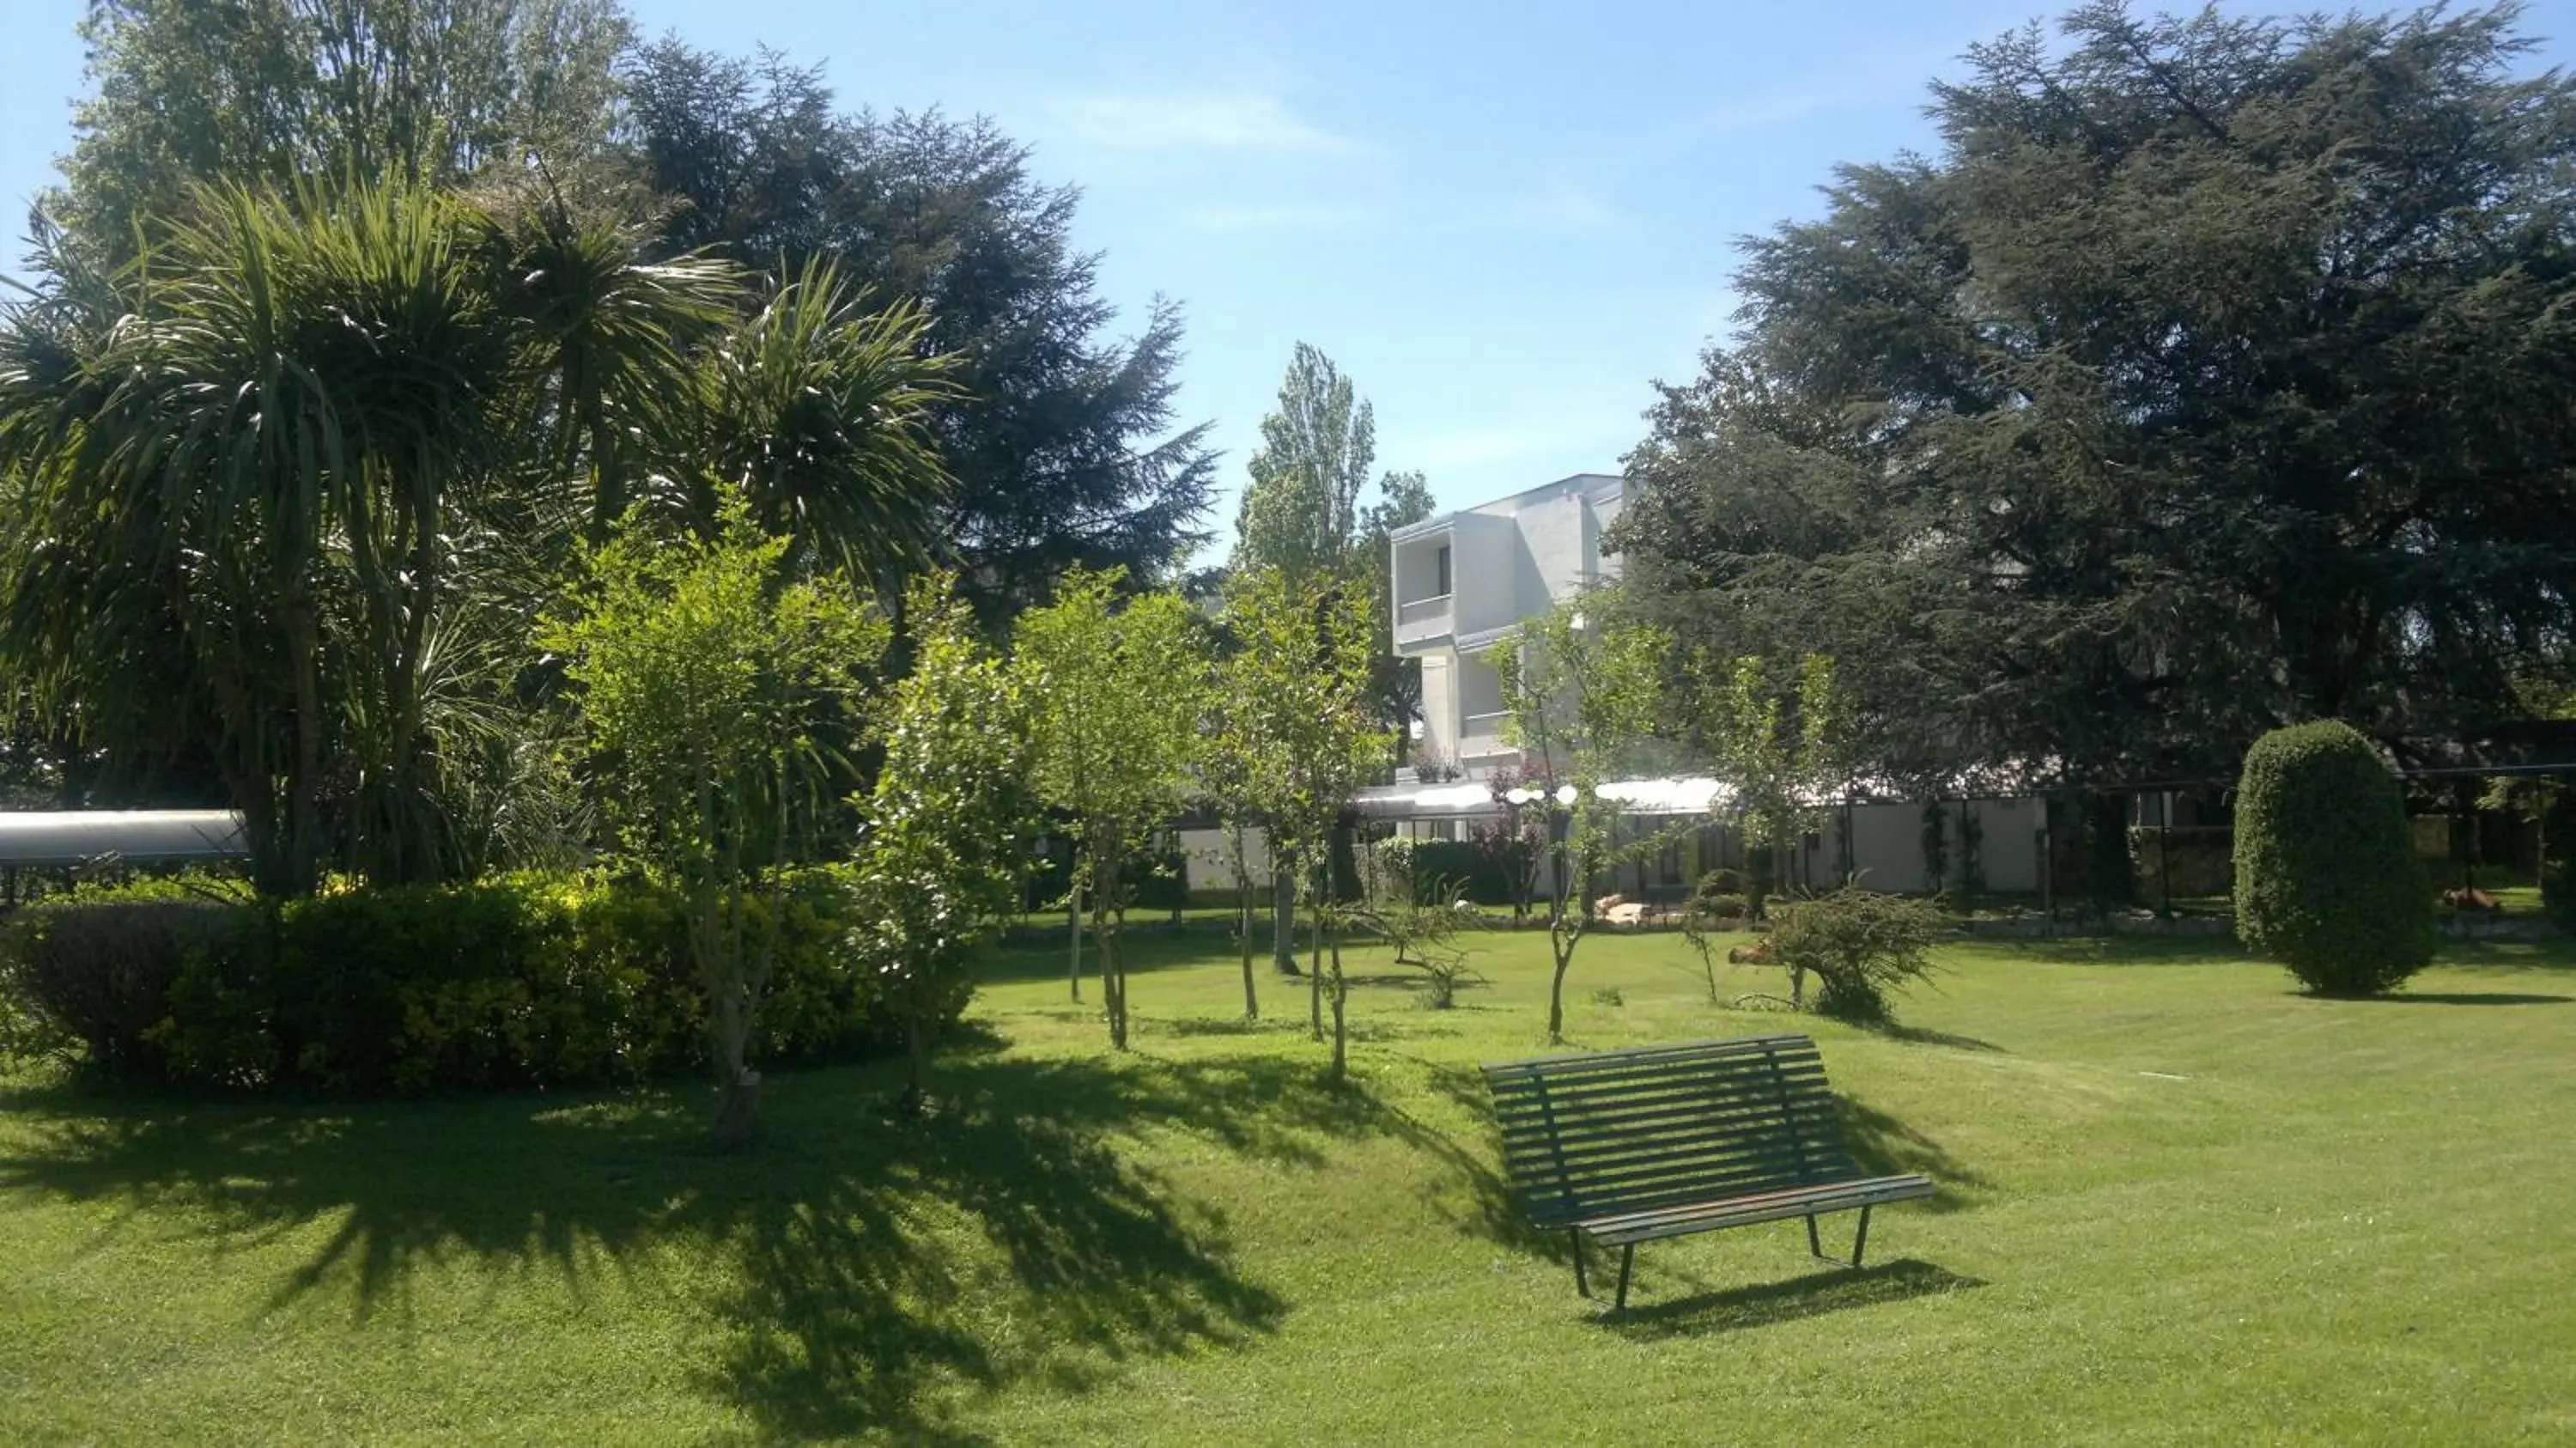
[2543,787,2576,934]
[2233,721,2433,995]
[1409,841,1518,907]
[0,869,926,1093]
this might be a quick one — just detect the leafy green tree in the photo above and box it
[1615,3,2576,794]
[1230,344,1431,965]
[1489,593,1671,1043]
[1200,630,1270,1021]
[624,41,1217,620]
[544,497,886,1144]
[1765,886,1947,1021]
[1225,566,1390,1080]
[850,572,1031,1111]
[1693,652,1841,918]
[0,177,945,889]
[54,0,631,270]
[1013,568,1207,1049]
[0,181,726,891]
[1233,344,1380,582]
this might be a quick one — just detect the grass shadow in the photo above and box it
[2424,938,2576,974]
[2369,991,2573,1007]
[1996,937,2253,966]
[976,928,1240,987]
[1839,1097,1990,1211]
[0,1049,1473,1442]
[1606,1259,1983,1340]
[1863,1022,2006,1052]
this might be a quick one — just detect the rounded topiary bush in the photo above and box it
[2233,721,2433,995]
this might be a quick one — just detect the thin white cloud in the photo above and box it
[1049,88,1370,157]
[1174,200,1378,236]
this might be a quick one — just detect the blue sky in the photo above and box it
[5,1,2573,550]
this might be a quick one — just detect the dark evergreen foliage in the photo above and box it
[624,41,1217,622]
[1615,3,2576,793]
[2232,721,2433,995]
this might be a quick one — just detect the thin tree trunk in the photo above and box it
[1327,925,1348,1082]
[1273,860,1298,976]
[284,596,325,897]
[1097,849,1127,1049]
[1233,825,1258,1019]
[899,1007,932,1116]
[1309,867,1326,1043]
[1068,878,1083,1002]
[1546,910,1577,1043]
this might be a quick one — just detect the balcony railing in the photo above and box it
[1394,593,1453,645]
[1460,710,1512,755]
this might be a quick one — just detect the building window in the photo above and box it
[1436,544,1451,596]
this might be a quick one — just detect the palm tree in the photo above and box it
[0,179,951,894]
[689,257,955,586]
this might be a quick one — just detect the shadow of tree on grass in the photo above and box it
[0,1050,1459,1443]
[1840,1097,1992,1211]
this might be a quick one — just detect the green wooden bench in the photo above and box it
[1482,1033,1935,1310]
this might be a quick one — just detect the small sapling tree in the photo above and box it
[1358,837,1479,1008]
[1015,568,1207,1049]
[547,497,884,1145]
[1696,651,1843,917]
[850,573,1031,1111]
[1490,592,1671,1043]
[1202,630,1269,1020]
[1227,566,1389,1080]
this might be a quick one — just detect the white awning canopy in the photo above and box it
[0,811,249,867]
[1353,777,1737,820]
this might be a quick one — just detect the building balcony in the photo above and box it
[1461,709,1513,757]
[1394,593,1453,649]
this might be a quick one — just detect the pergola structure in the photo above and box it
[0,810,248,903]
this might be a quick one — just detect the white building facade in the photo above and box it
[1388,472,1625,779]
[1176,469,2052,903]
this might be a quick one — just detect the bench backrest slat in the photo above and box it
[1481,1034,1863,1228]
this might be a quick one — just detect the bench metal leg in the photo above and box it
[1613,1243,1636,1311]
[1810,1206,1874,1268]
[1571,1230,1589,1299]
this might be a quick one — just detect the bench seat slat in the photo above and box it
[1502,1099,1848,1153]
[1531,1136,1854,1193]
[1494,1087,1855,1144]
[1492,1074,1838,1134]
[1579,1174,1935,1244]
[1483,1033,1820,1076]
[1488,1051,1830,1091]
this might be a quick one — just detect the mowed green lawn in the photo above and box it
[3,923,2573,1445]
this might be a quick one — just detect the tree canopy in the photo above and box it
[1012,568,1208,1049]
[625,41,1218,620]
[0,179,947,892]
[1613,1,2576,790]
[54,0,632,269]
